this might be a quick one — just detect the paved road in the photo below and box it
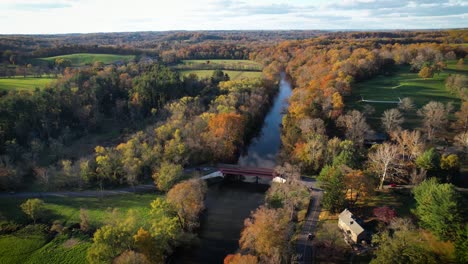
[0,166,219,199]
[296,178,323,264]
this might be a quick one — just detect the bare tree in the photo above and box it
[274,163,301,182]
[362,104,376,117]
[299,118,326,138]
[381,109,404,134]
[454,131,468,155]
[336,110,371,145]
[368,143,399,189]
[391,130,424,161]
[417,101,450,141]
[398,97,415,112]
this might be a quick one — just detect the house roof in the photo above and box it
[339,209,365,235]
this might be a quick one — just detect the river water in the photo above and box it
[173,74,292,263]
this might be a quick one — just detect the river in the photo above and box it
[173,74,292,263]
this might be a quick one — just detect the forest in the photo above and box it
[0,29,467,264]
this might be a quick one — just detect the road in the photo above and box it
[296,178,323,264]
[0,166,220,199]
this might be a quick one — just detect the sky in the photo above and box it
[0,0,466,34]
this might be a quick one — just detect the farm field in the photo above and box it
[0,77,56,91]
[177,59,262,70]
[36,53,136,66]
[175,59,263,80]
[180,69,262,80]
[347,61,466,129]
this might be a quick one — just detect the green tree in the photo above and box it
[20,198,45,224]
[318,165,346,213]
[440,154,460,182]
[87,211,137,264]
[371,226,437,264]
[455,224,468,264]
[416,148,440,175]
[413,178,462,240]
[152,162,184,192]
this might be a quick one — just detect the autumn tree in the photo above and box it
[381,108,404,134]
[344,169,373,206]
[80,208,90,232]
[113,250,150,264]
[417,101,451,141]
[373,206,397,224]
[133,228,159,263]
[398,97,415,112]
[167,179,207,231]
[224,254,258,264]
[239,207,290,262]
[20,198,45,224]
[152,162,184,192]
[454,131,468,155]
[95,145,123,191]
[206,113,245,161]
[336,110,371,145]
[368,143,399,189]
[391,130,424,162]
[418,66,434,79]
[440,154,460,182]
[452,102,468,132]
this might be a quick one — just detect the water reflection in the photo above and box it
[238,74,292,168]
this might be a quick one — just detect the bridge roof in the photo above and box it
[219,166,276,178]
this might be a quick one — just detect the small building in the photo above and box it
[338,209,366,244]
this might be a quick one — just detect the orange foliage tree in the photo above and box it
[206,113,245,161]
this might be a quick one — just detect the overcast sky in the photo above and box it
[0,0,466,34]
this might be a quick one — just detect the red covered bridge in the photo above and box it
[218,166,276,178]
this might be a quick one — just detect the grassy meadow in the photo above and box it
[37,53,136,66]
[175,59,263,80]
[0,193,160,264]
[180,69,262,80]
[347,61,466,129]
[178,59,262,70]
[0,192,159,227]
[0,77,56,91]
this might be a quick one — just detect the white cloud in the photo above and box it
[0,0,466,34]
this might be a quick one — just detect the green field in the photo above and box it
[347,61,466,129]
[0,193,159,227]
[37,53,136,66]
[0,193,159,263]
[179,59,262,70]
[175,59,263,80]
[181,69,262,80]
[0,77,56,91]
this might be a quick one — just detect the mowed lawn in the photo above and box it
[0,77,56,91]
[347,61,466,129]
[181,69,262,80]
[37,53,136,66]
